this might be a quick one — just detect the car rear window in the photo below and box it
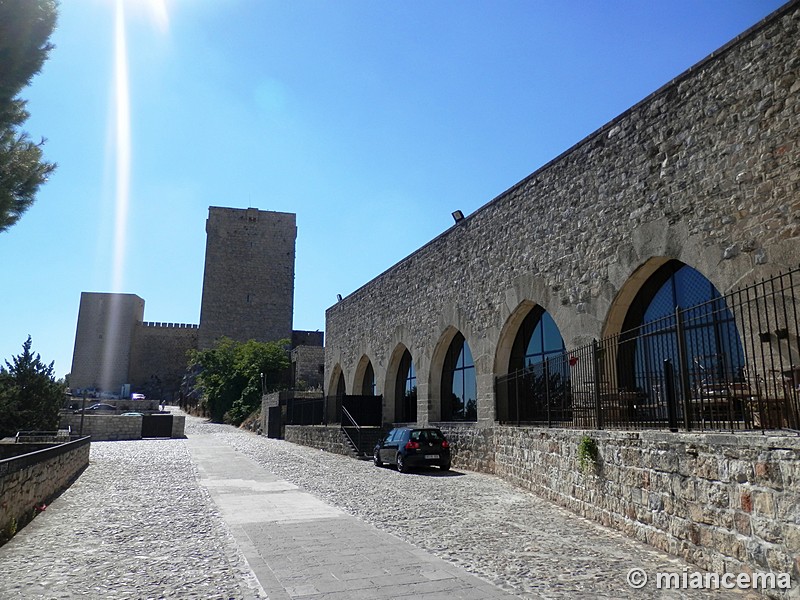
[386,429,403,442]
[410,429,444,442]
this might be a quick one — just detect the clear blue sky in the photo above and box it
[0,0,787,378]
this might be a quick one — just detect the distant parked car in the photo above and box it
[373,427,451,473]
[73,403,117,414]
[120,412,143,416]
[131,393,146,400]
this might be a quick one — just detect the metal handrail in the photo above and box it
[340,406,363,456]
[341,406,360,430]
[15,429,74,443]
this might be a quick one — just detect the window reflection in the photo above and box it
[441,332,477,421]
[395,349,417,422]
[621,261,744,397]
[509,307,566,373]
[502,307,569,423]
[333,370,345,397]
[362,361,376,396]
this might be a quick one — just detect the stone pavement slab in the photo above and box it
[186,432,516,600]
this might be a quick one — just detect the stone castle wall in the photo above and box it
[70,206,299,396]
[129,322,199,399]
[324,2,800,422]
[60,415,142,441]
[292,345,325,390]
[198,207,296,348]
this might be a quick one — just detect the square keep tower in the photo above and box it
[198,207,296,348]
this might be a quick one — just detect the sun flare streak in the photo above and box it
[111,0,131,294]
[102,0,168,393]
[101,0,133,392]
[148,0,169,33]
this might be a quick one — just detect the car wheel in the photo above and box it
[373,449,383,467]
[396,453,408,473]
[440,462,451,471]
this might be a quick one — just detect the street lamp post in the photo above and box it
[79,391,87,436]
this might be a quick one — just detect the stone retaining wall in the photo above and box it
[0,437,90,543]
[171,416,185,439]
[60,415,142,441]
[284,425,350,457]
[436,424,800,597]
[58,415,186,441]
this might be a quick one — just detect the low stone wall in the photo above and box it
[60,415,142,441]
[58,415,186,441]
[431,422,497,475]
[0,437,90,543]
[171,416,185,438]
[284,425,350,457]
[436,424,799,598]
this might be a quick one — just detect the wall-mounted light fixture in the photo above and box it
[336,294,343,302]
[452,210,464,223]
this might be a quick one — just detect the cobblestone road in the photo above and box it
[190,417,753,600]
[0,414,760,599]
[0,437,264,600]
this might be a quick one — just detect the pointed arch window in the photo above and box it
[362,361,376,396]
[334,371,345,397]
[619,261,744,399]
[499,307,569,424]
[509,307,566,373]
[441,332,477,421]
[395,350,417,422]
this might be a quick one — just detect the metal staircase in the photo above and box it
[340,405,385,459]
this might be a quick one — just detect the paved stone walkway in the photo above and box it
[189,432,512,600]
[0,412,761,599]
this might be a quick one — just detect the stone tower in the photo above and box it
[70,292,145,394]
[198,207,296,349]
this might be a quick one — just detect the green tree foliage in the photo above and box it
[0,336,66,438]
[0,0,58,233]
[187,338,290,425]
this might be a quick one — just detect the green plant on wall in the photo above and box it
[577,435,599,474]
[1,517,17,544]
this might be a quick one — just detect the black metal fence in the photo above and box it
[497,267,800,431]
[284,395,383,427]
[340,395,383,427]
[285,396,326,425]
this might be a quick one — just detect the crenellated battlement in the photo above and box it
[140,322,199,329]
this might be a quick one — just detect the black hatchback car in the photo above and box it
[373,427,451,473]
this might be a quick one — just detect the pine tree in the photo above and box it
[0,336,65,437]
[0,0,58,233]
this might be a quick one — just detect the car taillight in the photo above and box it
[405,441,420,450]
[441,440,449,449]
